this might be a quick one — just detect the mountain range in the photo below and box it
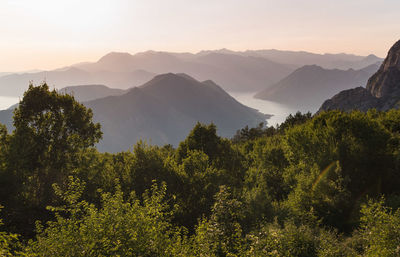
[319,40,400,112]
[0,73,267,152]
[254,63,380,112]
[0,49,382,97]
[63,51,295,92]
[59,84,125,102]
[196,49,382,70]
[0,68,156,97]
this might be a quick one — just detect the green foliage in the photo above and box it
[359,198,400,256]
[26,177,187,256]
[4,85,400,254]
[278,111,312,132]
[1,83,102,238]
[282,110,396,231]
[192,186,244,257]
[176,123,245,179]
[0,207,21,257]
[245,221,354,257]
[232,122,276,143]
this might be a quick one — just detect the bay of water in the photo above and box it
[228,91,302,126]
[0,96,19,110]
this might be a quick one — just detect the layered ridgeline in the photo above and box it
[59,84,125,102]
[0,68,156,97]
[86,73,266,152]
[254,63,379,112]
[198,49,382,70]
[320,40,400,112]
[0,52,293,96]
[0,74,267,152]
[0,49,382,97]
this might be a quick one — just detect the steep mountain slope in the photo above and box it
[84,73,267,152]
[255,63,379,112]
[0,68,155,97]
[319,40,400,112]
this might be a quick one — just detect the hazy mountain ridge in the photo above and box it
[0,48,381,97]
[59,84,126,102]
[319,40,400,112]
[0,74,267,152]
[0,68,156,97]
[195,48,383,69]
[76,51,294,92]
[255,63,380,112]
[85,73,267,152]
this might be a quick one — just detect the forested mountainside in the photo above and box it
[1,84,400,256]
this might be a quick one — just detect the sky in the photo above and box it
[0,0,399,71]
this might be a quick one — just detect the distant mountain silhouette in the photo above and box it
[255,63,380,112]
[85,73,267,152]
[0,74,267,152]
[0,72,12,77]
[319,40,400,112]
[0,68,155,97]
[76,51,294,92]
[59,85,125,102]
[0,49,382,97]
[200,49,383,70]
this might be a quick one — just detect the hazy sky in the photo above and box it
[0,0,399,71]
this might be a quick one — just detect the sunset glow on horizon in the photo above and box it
[1,0,399,71]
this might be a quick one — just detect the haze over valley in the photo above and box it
[0,48,385,151]
[2,1,400,255]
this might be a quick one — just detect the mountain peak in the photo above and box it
[152,72,183,81]
[298,64,325,71]
[364,54,380,61]
[97,52,133,63]
[366,40,400,98]
[381,40,400,71]
[319,39,400,112]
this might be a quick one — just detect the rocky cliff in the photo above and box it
[319,40,400,112]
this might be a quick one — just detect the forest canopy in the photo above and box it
[1,84,400,256]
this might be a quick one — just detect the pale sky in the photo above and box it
[0,0,399,71]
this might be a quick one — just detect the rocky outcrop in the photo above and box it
[319,87,378,112]
[319,40,400,112]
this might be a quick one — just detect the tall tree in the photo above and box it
[5,83,102,236]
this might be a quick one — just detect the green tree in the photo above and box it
[192,186,244,257]
[359,198,400,257]
[26,177,188,257]
[282,111,394,231]
[176,123,244,183]
[0,207,20,257]
[5,83,102,236]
